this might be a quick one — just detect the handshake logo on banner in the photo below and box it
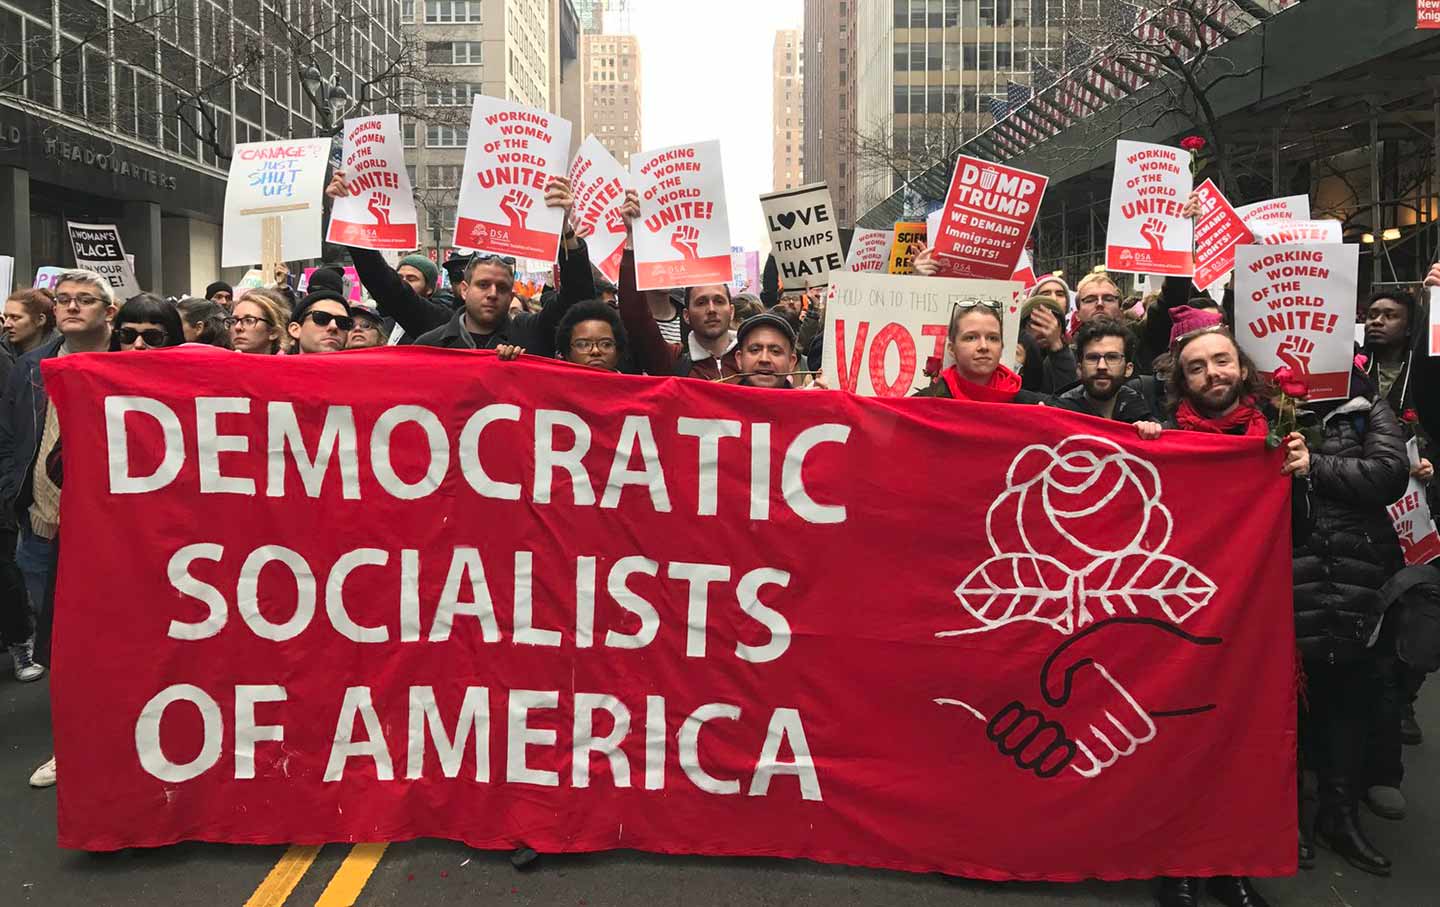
[934,436,1222,780]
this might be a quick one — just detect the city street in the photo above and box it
[2,666,1436,906]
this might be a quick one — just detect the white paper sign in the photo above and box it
[823,271,1022,397]
[327,114,418,250]
[1389,439,1440,565]
[0,255,12,294]
[454,95,572,262]
[631,140,732,291]
[67,221,142,300]
[33,267,64,290]
[221,138,330,266]
[1249,219,1343,245]
[1234,243,1358,402]
[845,228,892,272]
[1105,140,1194,276]
[567,135,630,285]
[760,182,845,288]
[1236,195,1311,226]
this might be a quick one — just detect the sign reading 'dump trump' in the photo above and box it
[45,349,1294,881]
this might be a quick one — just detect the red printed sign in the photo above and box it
[844,228,891,272]
[327,115,419,250]
[454,96,573,260]
[1420,1,1440,28]
[1191,180,1253,291]
[933,155,1047,280]
[1106,140,1194,276]
[631,141,732,290]
[46,348,1294,881]
[568,136,631,285]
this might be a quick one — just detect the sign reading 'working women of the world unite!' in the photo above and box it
[567,136,631,286]
[630,141,732,290]
[327,115,418,250]
[1234,243,1358,401]
[454,96,573,260]
[46,347,1295,882]
[1105,140,1194,276]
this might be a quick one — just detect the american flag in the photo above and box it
[1006,81,1032,108]
[1030,59,1058,90]
[988,96,1010,121]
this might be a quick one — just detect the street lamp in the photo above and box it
[300,65,361,134]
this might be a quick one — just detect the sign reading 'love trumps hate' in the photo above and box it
[760,183,846,288]
[46,348,1295,881]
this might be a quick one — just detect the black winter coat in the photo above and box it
[1294,394,1409,664]
[1049,384,1154,423]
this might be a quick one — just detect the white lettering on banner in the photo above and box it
[325,687,394,781]
[572,693,632,788]
[507,689,560,786]
[105,397,850,525]
[135,684,223,783]
[235,685,287,780]
[407,686,490,781]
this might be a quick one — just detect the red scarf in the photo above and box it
[940,364,1023,404]
[1173,396,1270,437]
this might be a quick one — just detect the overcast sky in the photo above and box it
[626,0,803,254]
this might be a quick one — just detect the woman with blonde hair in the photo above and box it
[228,289,290,354]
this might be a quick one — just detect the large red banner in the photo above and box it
[45,349,1296,881]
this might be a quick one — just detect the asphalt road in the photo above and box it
[2,657,1436,907]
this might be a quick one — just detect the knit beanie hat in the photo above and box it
[399,254,440,290]
[307,266,346,296]
[1168,304,1223,346]
[1020,294,1066,325]
[205,281,232,300]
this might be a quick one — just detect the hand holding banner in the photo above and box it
[932,155,1047,280]
[454,96,573,261]
[1234,243,1358,400]
[568,136,631,285]
[1106,140,1194,276]
[221,139,332,266]
[631,141,732,290]
[845,228,891,272]
[760,183,845,288]
[327,115,418,250]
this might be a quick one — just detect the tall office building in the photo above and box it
[855,0,1069,213]
[801,0,858,226]
[0,0,408,292]
[772,29,804,192]
[581,33,642,167]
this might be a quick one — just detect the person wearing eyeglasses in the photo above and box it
[110,294,184,352]
[1048,318,1154,423]
[228,291,290,355]
[913,300,1045,404]
[287,291,354,354]
[554,300,626,371]
[345,302,390,350]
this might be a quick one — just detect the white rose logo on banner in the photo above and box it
[933,436,1223,780]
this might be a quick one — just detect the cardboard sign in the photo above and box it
[454,96,573,261]
[845,228,891,272]
[1191,180,1253,292]
[567,136,630,286]
[1420,1,1440,28]
[823,271,1022,397]
[631,140,732,290]
[932,155,1047,280]
[1234,243,1358,401]
[1249,219,1343,245]
[887,221,927,275]
[761,183,845,288]
[221,138,331,267]
[1236,195,1310,226]
[327,115,418,250]
[1105,140,1194,276]
[1390,440,1440,565]
[67,221,142,300]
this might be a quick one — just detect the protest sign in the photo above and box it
[745,250,760,291]
[297,266,363,303]
[1105,140,1194,276]
[1389,439,1440,565]
[1011,249,1039,289]
[47,347,1294,881]
[932,156,1046,280]
[631,141,732,290]
[1431,286,1440,357]
[327,115,418,250]
[0,254,12,294]
[221,138,331,267]
[822,271,1022,396]
[1420,1,1440,28]
[1249,219,1343,245]
[568,136,630,285]
[233,269,267,301]
[1234,243,1358,401]
[454,96,572,261]
[66,222,142,301]
[33,267,64,291]
[845,228,891,272]
[887,221,927,274]
[1236,195,1310,226]
[1191,180,1253,292]
[761,183,845,288]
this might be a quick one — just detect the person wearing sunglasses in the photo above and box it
[913,299,1045,405]
[110,294,184,352]
[287,291,353,354]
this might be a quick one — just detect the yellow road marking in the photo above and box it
[243,845,323,907]
[314,843,390,907]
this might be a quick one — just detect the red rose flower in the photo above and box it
[924,355,944,379]
[1403,408,1420,424]
[1180,135,1207,152]
[1354,353,1369,371]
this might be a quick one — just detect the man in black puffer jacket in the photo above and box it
[1292,365,1409,879]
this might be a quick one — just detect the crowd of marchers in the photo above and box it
[2,175,1440,907]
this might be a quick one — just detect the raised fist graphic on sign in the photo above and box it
[499,189,533,229]
[670,224,700,260]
